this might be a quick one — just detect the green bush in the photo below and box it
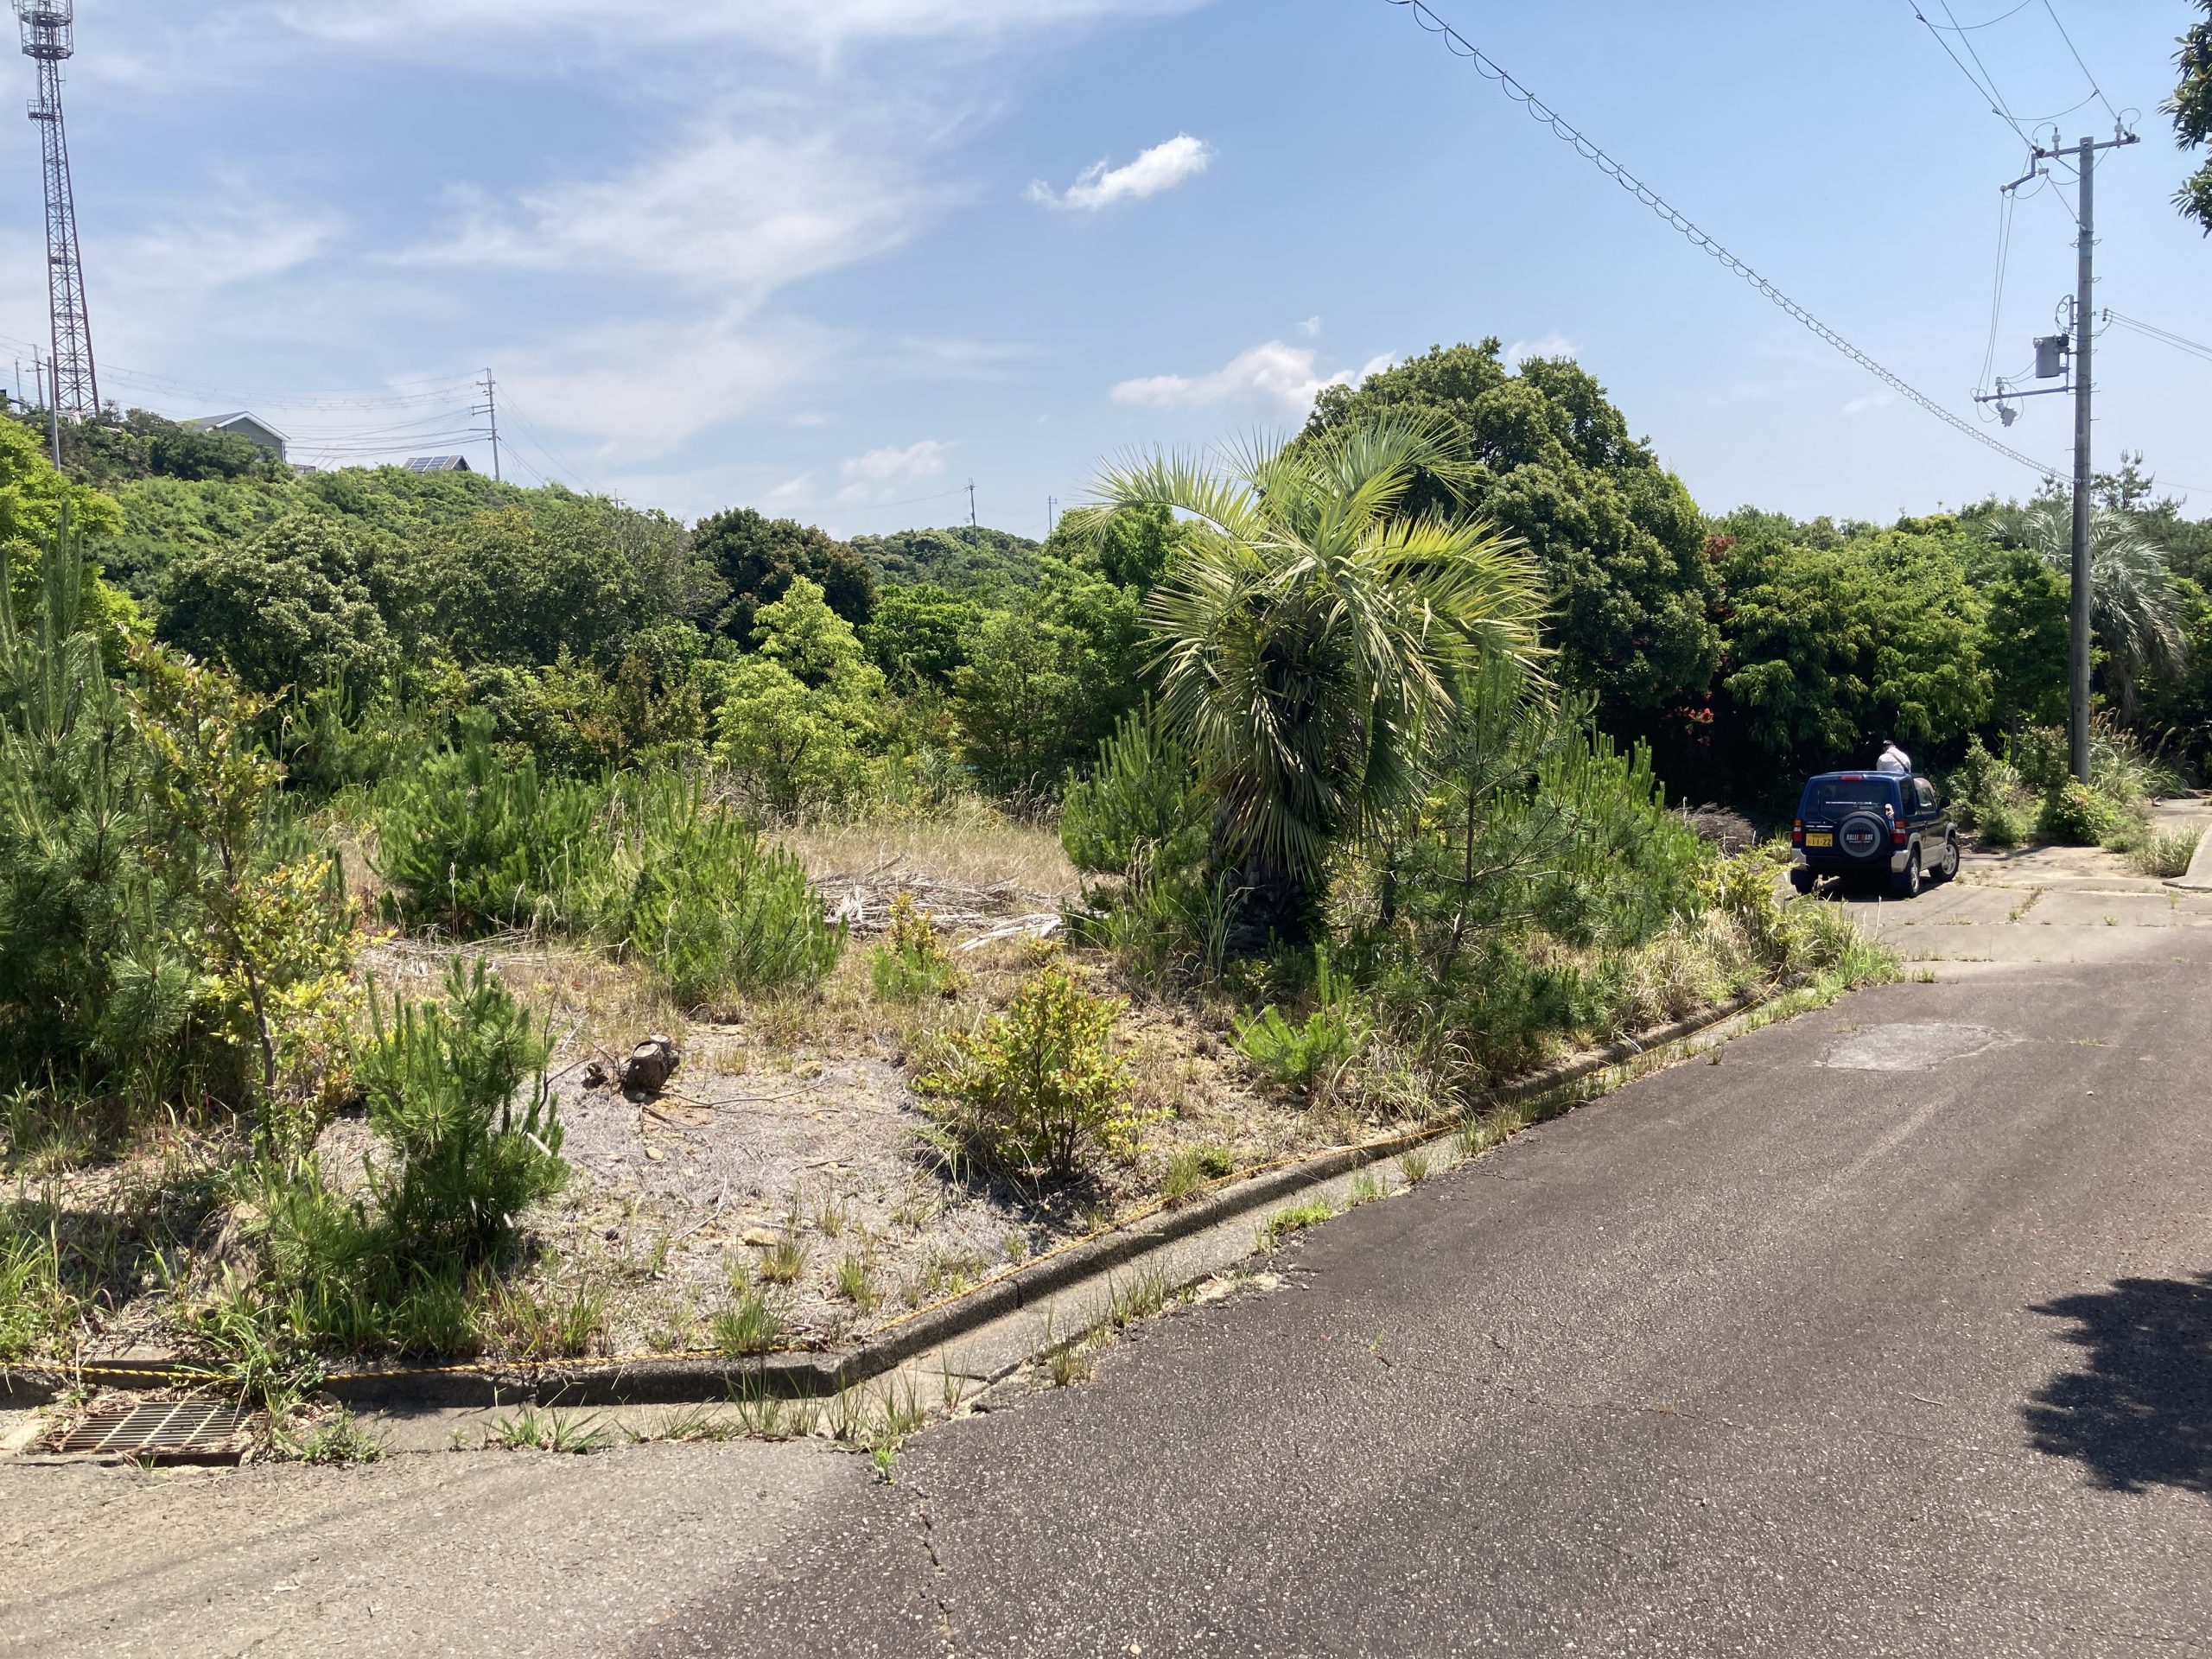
[1232,949,1370,1095]
[1976,796,2031,849]
[868,893,961,1001]
[1060,704,1205,880]
[916,963,1156,1180]
[591,776,842,1008]
[2037,779,2113,846]
[375,725,601,933]
[357,958,567,1268]
[213,959,568,1360]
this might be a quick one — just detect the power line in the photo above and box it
[1930,0,2034,146]
[1922,0,2036,31]
[2101,309,2212,365]
[2039,0,2119,124]
[1379,0,2063,476]
[1977,184,2018,396]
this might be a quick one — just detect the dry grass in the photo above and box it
[773,803,1080,899]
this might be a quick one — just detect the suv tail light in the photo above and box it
[1791,817,1804,847]
[1892,821,1909,847]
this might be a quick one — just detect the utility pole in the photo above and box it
[475,367,502,481]
[1047,495,1058,536]
[967,480,977,529]
[2029,129,2137,783]
[33,346,54,464]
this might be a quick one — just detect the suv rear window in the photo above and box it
[1802,777,1897,816]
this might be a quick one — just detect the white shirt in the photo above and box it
[1876,744,1912,776]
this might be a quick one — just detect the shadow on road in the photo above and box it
[2023,1271,2212,1497]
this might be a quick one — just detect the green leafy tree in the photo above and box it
[419,504,651,666]
[694,507,875,642]
[1986,499,2188,719]
[711,576,884,812]
[2170,0,2212,232]
[1047,502,1185,593]
[1071,414,1546,946]
[949,560,1143,798]
[1714,525,1990,777]
[156,514,397,696]
[1978,545,2069,730]
[859,582,982,690]
[1303,341,1717,727]
[846,525,1040,597]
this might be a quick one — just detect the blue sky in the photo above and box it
[6,0,2208,537]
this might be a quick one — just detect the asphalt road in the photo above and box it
[626,940,2212,1658]
[9,842,2210,1658]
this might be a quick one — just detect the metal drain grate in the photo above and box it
[48,1400,247,1459]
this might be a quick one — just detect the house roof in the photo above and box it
[180,410,290,442]
[404,454,471,473]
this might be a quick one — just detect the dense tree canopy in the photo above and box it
[157,514,396,696]
[1707,518,1990,781]
[1304,341,1717,728]
[694,507,875,643]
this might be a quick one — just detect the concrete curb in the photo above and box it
[2,988,1767,1412]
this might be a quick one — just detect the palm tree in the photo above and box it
[1987,499,2189,718]
[1065,414,1546,947]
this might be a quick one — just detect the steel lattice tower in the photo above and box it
[17,2,94,418]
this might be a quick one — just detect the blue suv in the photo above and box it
[1790,771,1959,899]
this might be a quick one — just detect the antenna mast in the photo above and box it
[18,2,95,421]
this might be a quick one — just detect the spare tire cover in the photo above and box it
[1838,813,1886,860]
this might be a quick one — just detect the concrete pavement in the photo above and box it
[7,820,2211,1657]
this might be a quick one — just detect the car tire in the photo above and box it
[1935,836,1961,883]
[1789,868,1814,895]
[1890,850,1922,900]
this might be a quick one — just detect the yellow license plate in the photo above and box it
[1805,832,1834,848]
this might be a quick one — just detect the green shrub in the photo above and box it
[357,958,567,1268]
[1945,734,2031,834]
[2010,725,2071,797]
[1233,949,1370,1095]
[593,777,842,1008]
[2038,779,2114,846]
[375,725,601,933]
[868,893,962,1001]
[209,959,569,1363]
[916,963,1156,1180]
[1060,704,1205,880]
[1976,796,2031,849]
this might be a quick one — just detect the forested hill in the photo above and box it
[847,525,1041,596]
[22,345,2212,814]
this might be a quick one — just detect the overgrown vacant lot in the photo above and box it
[12,377,2203,1403]
[6,781,1882,1376]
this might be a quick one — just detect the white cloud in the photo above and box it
[763,474,817,510]
[1029,134,1211,212]
[1111,340,1393,415]
[1840,389,1897,416]
[1296,315,1322,338]
[837,439,953,502]
[407,124,933,300]
[1504,334,1576,368]
[498,308,832,454]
